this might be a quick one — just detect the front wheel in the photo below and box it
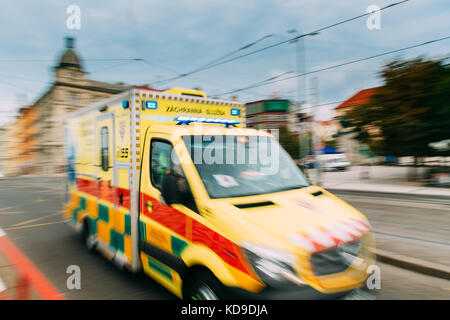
[185,271,225,300]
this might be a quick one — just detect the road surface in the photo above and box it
[0,177,448,299]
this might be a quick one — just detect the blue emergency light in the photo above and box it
[231,108,240,116]
[142,100,158,110]
[174,115,240,127]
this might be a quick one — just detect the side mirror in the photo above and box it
[161,174,181,205]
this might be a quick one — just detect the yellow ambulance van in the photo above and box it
[63,87,375,300]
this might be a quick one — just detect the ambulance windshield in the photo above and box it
[182,135,310,198]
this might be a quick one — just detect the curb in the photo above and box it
[326,188,450,201]
[374,248,450,281]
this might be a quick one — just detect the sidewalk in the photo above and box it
[308,166,450,197]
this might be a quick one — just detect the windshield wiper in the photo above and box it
[271,185,309,193]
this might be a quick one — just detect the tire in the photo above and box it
[185,270,225,300]
[82,219,97,253]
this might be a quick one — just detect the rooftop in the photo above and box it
[335,87,379,109]
[245,99,289,106]
[56,37,82,70]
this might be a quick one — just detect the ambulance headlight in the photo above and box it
[242,242,297,288]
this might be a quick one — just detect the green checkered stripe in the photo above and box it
[71,196,86,223]
[77,201,132,254]
[148,257,173,281]
[139,220,188,282]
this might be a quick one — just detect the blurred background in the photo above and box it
[0,0,449,300]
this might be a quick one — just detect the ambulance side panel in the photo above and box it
[64,91,138,270]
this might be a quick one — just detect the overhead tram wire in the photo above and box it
[149,34,277,86]
[90,59,143,74]
[0,73,49,84]
[188,34,276,72]
[137,59,264,97]
[297,97,375,114]
[149,0,410,86]
[140,59,184,77]
[0,58,145,63]
[217,35,450,96]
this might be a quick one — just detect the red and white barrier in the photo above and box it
[0,277,7,300]
[0,227,64,300]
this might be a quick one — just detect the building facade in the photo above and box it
[245,99,293,130]
[1,120,22,175]
[245,99,319,158]
[0,126,6,174]
[33,37,131,174]
[334,87,378,164]
[318,120,339,144]
[14,105,39,174]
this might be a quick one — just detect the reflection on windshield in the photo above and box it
[183,135,309,198]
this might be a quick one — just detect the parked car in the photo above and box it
[426,167,450,186]
[317,154,351,171]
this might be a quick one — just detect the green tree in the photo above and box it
[346,57,450,160]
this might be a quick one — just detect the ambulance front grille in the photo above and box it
[311,240,360,276]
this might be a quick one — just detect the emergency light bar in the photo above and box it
[175,115,240,127]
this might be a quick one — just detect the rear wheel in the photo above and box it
[185,270,225,300]
[82,220,97,253]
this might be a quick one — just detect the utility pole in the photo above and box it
[297,37,307,160]
[287,29,319,161]
[310,76,322,186]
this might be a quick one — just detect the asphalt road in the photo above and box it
[0,177,449,300]
[331,189,450,267]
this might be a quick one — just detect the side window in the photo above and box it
[150,141,173,190]
[101,126,109,171]
[150,140,198,213]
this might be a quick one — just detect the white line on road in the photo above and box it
[3,220,66,231]
[11,212,63,227]
[343,196,450,210]
[374,230,450,246]
[0,211,26,215]
[371,218,450,233]
[0,206,15,212]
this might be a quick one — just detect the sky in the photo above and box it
[0,0,449,126]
